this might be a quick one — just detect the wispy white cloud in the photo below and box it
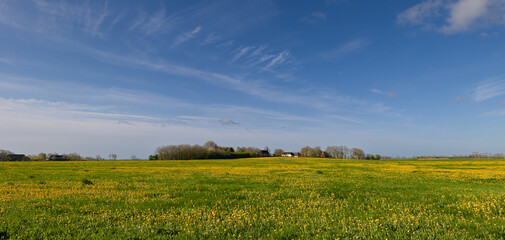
[0,97,162,123]
[1,31,398,121]
[263,50,290,71]
[131,0,278,40]
[0,0,111,38]
[321,38,371,60]
[200,33,221,46]
[232,46,255,62]
[172,26,202,47]
[130,7,172,35]
[0,73,363,127]
[226,43,288,71]
[84,47,401,117]
[398,0,504,34]
[34,0,110,37]
[473,78,505,102]
[255,54,276,65]
[371,89,398,99]
[0,73,198,112]
[240,45,272,67]
[397,0,443,27]
[250,45,268,57]
[335,38,371,55]
[87,48,297,104]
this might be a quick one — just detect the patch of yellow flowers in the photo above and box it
[0,158,504,239]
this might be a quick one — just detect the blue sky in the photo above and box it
[1,0,505,158]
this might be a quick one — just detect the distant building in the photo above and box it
[321,152,331,158]
[282,152,301,157]
[6,154,25,161]
[282,152,293,157]
[49,155,65,161]
[260,150,270,157]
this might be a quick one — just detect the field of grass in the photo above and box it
[1,158,505,239]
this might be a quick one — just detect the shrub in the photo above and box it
[81,179,93,185]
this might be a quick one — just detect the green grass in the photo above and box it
[1,158,505,239]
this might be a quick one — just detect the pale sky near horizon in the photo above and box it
[1,0,505,158]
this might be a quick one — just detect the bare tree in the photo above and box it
[312,146,322,157]
[204,141,218,150]
[300,146,312,157]
[325,146,340,158]
[67,153,83,161]
[0,149,13,161]
[336,145,349,159]
[109,154,117,160]
[274,149,284,157]
[300,146,322,157]
[351,148,365,159]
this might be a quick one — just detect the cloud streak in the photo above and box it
[263,50,290,71]
[473,78,505,102]
[0,73,368,128]
[320,38,371,60]
[0,0,111,37]
[397,0,443,28]
[232,46,255,62]
[172,26,202,47]
[130,7,172,35]
[371,89,398,99]
[91,47,398,117]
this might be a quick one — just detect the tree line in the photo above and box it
[271,145,381,160]
[0,150,123,161]
[151,142,383,160]
[151,141,261,160]
[6,145,505,161]
[1,142,383,161]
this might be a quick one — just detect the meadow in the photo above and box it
[1,158,505,239]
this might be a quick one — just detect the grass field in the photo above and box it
[1,158,505,239]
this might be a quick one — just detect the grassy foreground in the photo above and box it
[1,158,505,239]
